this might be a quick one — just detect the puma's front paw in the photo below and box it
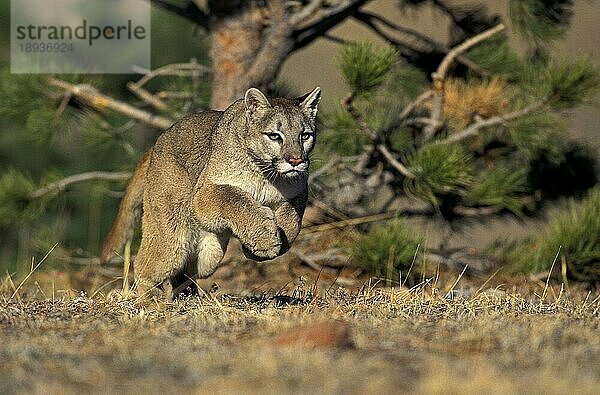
[241,212,282,261]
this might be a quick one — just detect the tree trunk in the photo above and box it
[209,1,294,109]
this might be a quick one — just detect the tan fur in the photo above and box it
[101,87,321,298]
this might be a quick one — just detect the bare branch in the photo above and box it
[292,0,372,51]
[436,100,546,145]
[352,11,422,55]
[375,144,415,179]
[47,78,174,130]
[378,90,433,136]
[147,0,210,30]
[354,11,489,76]
[30,171,132,199]
[343,94,415,179]
[127,61,209,112]
[432,23,505,83]
[424,23,506,141]
[289,0,324,27]
[300,208,433,235]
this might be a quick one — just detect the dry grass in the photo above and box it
[1,261,599,395]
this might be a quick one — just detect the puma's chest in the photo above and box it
[209,170,304,207]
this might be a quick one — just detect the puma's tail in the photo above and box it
[100,150,151,264]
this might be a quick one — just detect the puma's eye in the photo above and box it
[301,132,312,141]
[266,133,282,141]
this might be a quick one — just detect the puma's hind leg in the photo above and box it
[133,211,190,300]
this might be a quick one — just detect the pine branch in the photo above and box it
[436,100,547,145]
[292,0,372,51]
[147,0,210,30]
[47,78,174,130]
[30,171,132,199]
[424,23,506,140]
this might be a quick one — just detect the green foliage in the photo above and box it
[510,0,573,43]
[0,70,48,120]
[465,167,527,215]
[0,169,39,225]
[466,37,523,80]
[543,58,599,109]
[405,144,473,206]
[507,114,564,160]
[350,219,423,282]
[385,63,429,100]
[319,105,367,156]
[509,187,600,282]
[338,42,398,95]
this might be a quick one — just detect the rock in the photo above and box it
[273,321,354,349]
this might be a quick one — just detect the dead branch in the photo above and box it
[437,100,546,145]
[300,209,432,235]
[291,248,338,273]
[30,171,132,199]
[47,78,174,130]
[375,144,415,179]
[289,0,324,27]
[424,23,506,140]
[292,0,372,50]
[127,61,209,112]
[433,23,505,83]
[357,11,489,76]
[343,94,415,179]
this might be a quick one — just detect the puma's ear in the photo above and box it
[245,87,271,121]
[298,86,321,121]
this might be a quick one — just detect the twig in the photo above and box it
[375,144,415,179]
[300,208,431,235]
[292,0,372,50]
[354,11,489,76]
[542,245,562,301]
[291,248,338,273]
[436,100,546,145]
[424,23,506,141]
[374,90,433,138]
[30,171,132,199]
[127,82,168,111]
[47,78,174,129]
[10,243,59,301]
[133,62,209,87]
[343,94,415,178]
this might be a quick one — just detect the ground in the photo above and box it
[1,257,599,395]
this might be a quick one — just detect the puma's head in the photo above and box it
[243,86,321,180]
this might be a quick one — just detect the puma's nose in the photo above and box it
[288,158,304,166]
